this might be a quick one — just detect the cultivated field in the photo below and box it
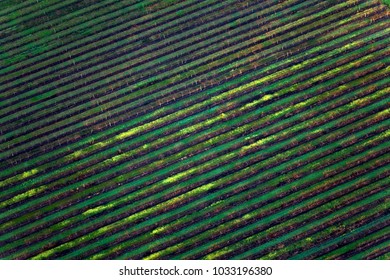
[0,0,389,259]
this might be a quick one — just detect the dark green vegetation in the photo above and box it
[0,0,389,259]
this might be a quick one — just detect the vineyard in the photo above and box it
[0,0,389,259]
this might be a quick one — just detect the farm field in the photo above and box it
[0,0,389,259]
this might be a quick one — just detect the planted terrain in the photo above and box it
[0,0,389,259]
